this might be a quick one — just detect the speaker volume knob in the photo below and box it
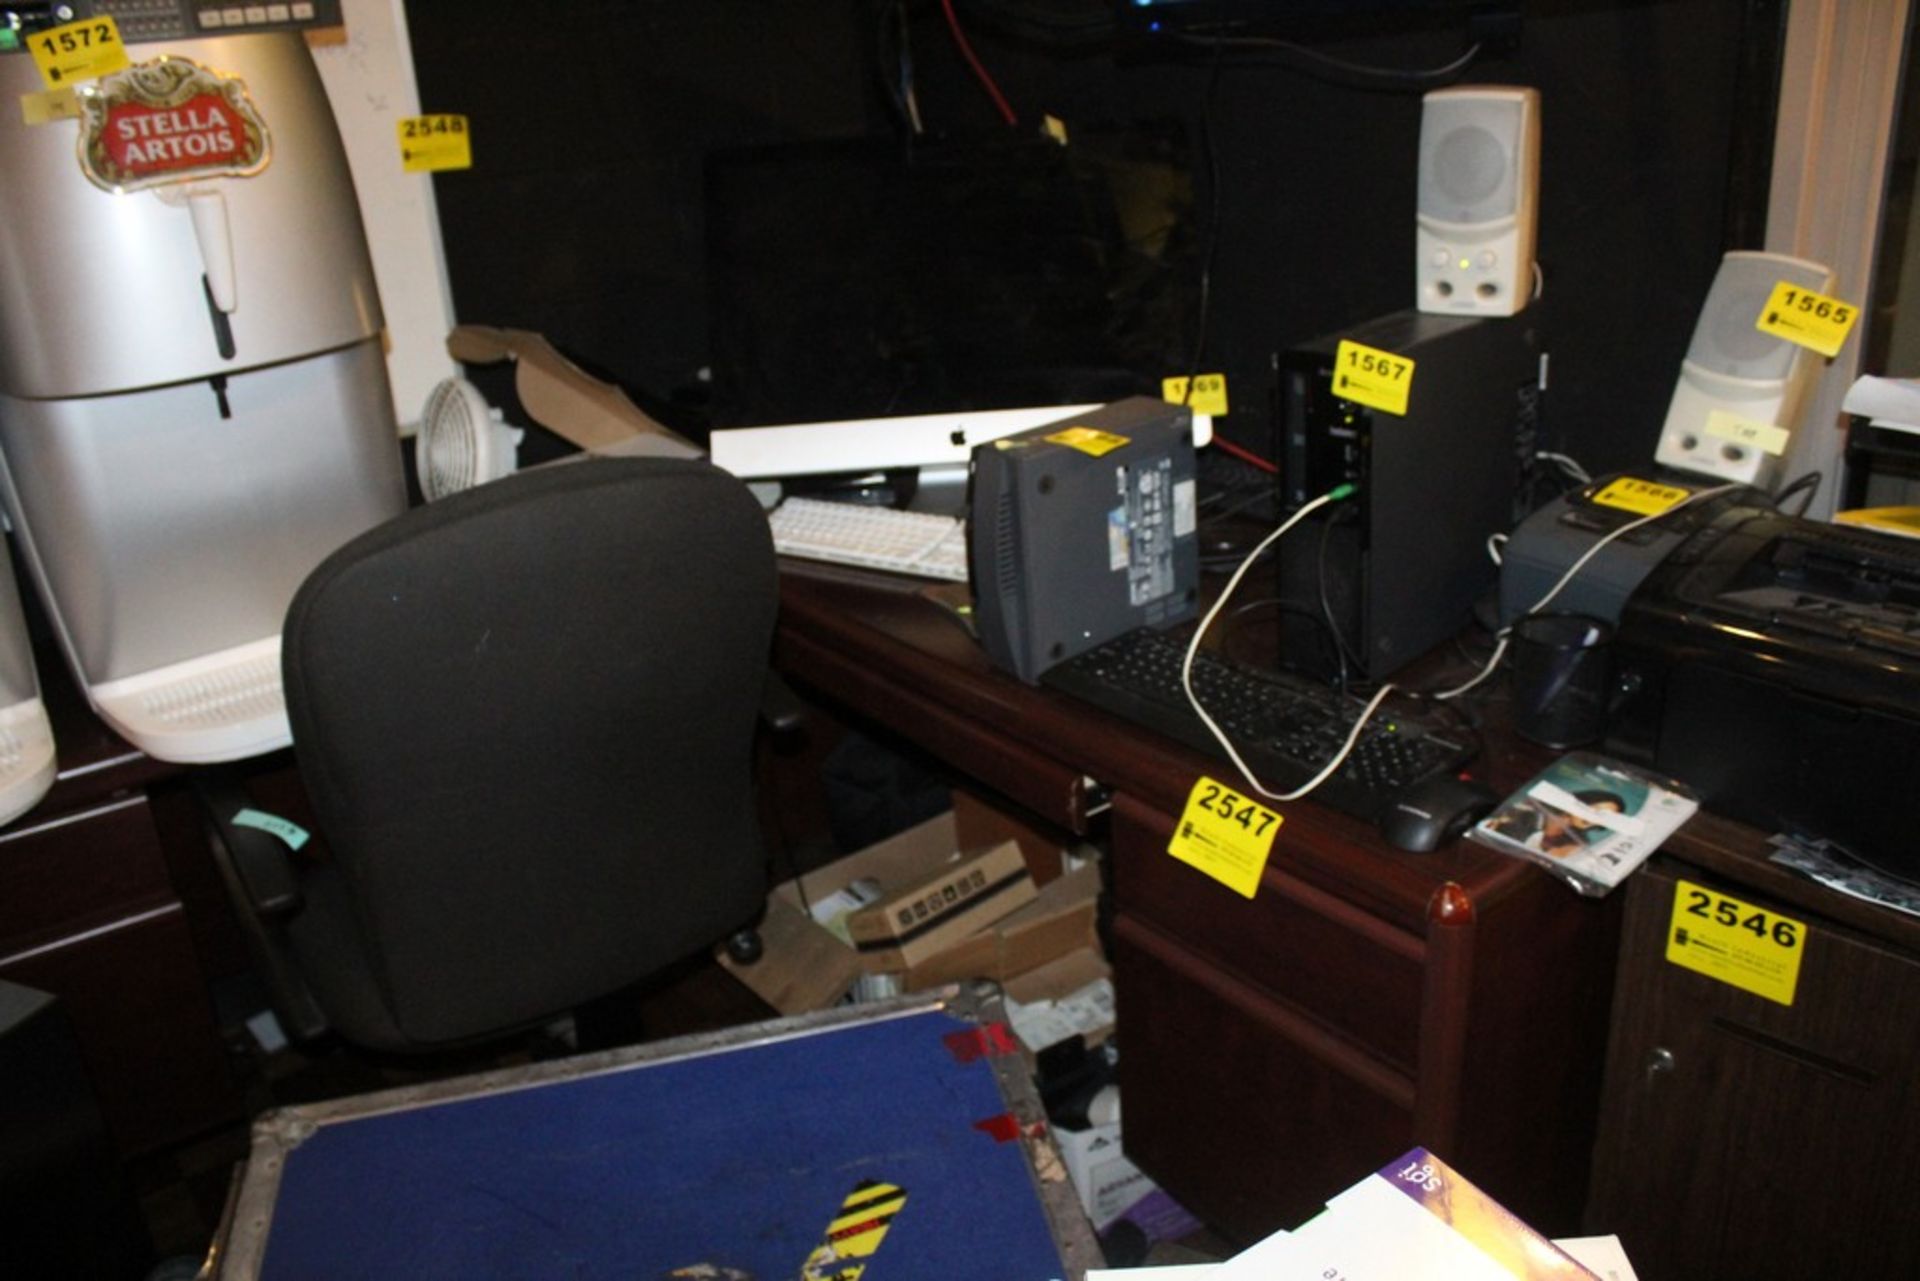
[1477,250,1499,270]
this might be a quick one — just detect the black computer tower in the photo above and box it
[0,980,153,1279]
[969,398,1199,683]
[1276,310,1540,680]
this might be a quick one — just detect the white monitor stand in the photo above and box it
[707,403,1214,492]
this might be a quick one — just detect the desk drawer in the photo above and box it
[1114,916,1415,1243]
[1,904,236,1153]
[0,795,171,950]
[1110,797,1426,1072]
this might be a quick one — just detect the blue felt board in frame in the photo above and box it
[255,1007,1070,1279]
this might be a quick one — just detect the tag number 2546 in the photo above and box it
[1684,888,1799,948]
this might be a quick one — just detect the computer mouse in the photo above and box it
[1379,775,1501,853]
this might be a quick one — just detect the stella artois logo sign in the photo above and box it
[77,57,269,193]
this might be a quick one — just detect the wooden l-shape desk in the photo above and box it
[772,561,1623,1243]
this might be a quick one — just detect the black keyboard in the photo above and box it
[1040,628,1474,822]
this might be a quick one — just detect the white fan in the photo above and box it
[415,376,524,501]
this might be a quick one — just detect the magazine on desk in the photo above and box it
[1469,752,1698,896]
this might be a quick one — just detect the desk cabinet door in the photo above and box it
[0,795,236,1153]
[1114,916,1415,1244]
[1587,861,1920,1279]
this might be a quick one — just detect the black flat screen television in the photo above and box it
[704,123,1198,428]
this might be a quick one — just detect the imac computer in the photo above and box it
[702,128,1201,510]
[707,404,1214,512]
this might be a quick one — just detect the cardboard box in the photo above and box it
[719,810,1065,1013]
[1058,1119,1154,1231]
[952,787,1075,886]
[1056,1105,1202,1240]
[1002,945,1114,1055]
[446,325,700,456]
[846,837,1035,969]
[891,862,1100,991]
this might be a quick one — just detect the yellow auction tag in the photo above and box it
[1332,340,1415,417]
[1835,506,1920,538]
[1045,426,1128,457]
[27,16,128,88]
[1167,776,1282,899]
[19,86,80,126]
[1705,409,1789,457]
[1162,373,1229,417]
[1591,476,1689,517]
[1755,280,1858,358]
[397,113,472,173]
[1665,879,1804,1006]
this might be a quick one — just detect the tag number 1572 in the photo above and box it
[39,23,114,56]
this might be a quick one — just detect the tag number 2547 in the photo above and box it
[1197,782,1276,836]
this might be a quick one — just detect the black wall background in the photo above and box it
[403,0,1782,481]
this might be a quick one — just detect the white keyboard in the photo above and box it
[767,497,970,582]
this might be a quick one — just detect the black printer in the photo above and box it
[1606,504,1920,882]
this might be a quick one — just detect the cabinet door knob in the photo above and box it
[1645,1046,1676,1082]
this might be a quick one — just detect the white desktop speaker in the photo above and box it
[1416,85,1540,318]
[415,377,524,501]
[1655,250,1834,486]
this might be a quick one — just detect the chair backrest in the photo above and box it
[280,456,776,1049]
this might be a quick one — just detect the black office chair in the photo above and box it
[201,456,777,1053]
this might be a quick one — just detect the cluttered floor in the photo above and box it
[124,948,1229,1277]
[126,955,772,1271]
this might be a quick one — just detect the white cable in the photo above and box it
[1181,486,1394,804]
[1431,481,1744,701]
[1486,532,1508,566]
[1534,451,1591,484]
[1527,482,1741,616]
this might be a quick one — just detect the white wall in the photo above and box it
[1766,0,1912,516]
[308,0,456,433]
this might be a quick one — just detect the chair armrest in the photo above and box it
[195,772,303,916]
[760,669,807,738]
[192,768,330,1042]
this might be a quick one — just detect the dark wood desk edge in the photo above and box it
[1664,811,1920,954]
[771,564,1628,1236]
[775,562,1920,955]
[776,564,1578,937]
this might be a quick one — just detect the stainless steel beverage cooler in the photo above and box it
[0,544,54,825]
[0,18,404,763]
